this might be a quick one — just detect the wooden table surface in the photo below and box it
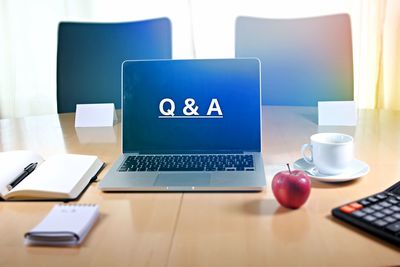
[0,106,399,266]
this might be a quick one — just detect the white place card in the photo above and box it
[75,103,117,128]
[318,101,357,126]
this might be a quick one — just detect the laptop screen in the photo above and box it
[122,58,261,153]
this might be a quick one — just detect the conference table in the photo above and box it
[0,106,399,266]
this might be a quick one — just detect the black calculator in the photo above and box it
[332,180,400,246]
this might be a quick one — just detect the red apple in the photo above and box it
[272,164,311,209]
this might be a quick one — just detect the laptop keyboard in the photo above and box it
[118,154,255,172]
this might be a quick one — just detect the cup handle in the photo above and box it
[301,144,313,164]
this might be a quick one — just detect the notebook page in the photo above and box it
[0,151,44,196]
[10,154,97,195]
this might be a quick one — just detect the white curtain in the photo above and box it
[1,0,399,118]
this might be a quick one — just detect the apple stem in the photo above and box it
[287,163,292,174]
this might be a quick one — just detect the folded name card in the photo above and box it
[318,101,357,126]
[75,103,117,127]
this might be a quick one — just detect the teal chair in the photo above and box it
[57,17,172,113]
[235,14,354,106]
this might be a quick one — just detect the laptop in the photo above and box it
[99,58,266,191]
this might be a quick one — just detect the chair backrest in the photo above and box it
[235,14,353,106]
[57,17,172,113]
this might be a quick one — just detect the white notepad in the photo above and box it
[25,204,99,246]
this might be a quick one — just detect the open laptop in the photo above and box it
[99,58,266,191]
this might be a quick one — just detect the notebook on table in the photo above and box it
[99,58,266,192]
[0,150,104,200]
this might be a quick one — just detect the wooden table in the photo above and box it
[0,106,399,266]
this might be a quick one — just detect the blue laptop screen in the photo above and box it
[122,59,261,153]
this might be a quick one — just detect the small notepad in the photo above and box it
[25,204,99,246]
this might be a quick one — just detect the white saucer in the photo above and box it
[293,158,370,182]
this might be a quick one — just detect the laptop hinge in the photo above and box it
[134,151,248,155]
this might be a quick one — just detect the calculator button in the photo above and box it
[373,220,388,227]
[385,222,400,233]
[349,202,363,210]
[352,210,366,218]
[374,212,385,218]
[368,197,379,203]
[379,201,392,208]
[392,213,400,220]
[382,209,394,215]
[363,215,377,222]
[360,199,370,206]
[376,193,387,199]
[384,216,397,223]
[370,204,383,211]
[361,207,374,214]
[340,205,355,214]
[391,206,400,212]
[388,198,399,205]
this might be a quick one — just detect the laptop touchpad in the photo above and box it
[155,173,211,186]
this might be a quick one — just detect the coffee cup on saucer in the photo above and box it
[301,133,354,175]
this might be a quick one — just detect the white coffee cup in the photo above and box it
[301,133,354,175]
